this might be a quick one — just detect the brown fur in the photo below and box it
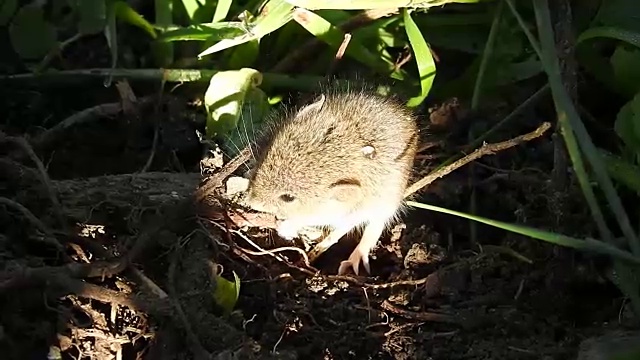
[245,87,418,231]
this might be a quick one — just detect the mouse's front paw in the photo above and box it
[338,246,371,276]
[276,220,301,240]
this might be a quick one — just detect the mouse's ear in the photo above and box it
[328,178,362,203]
[297,94,326,117]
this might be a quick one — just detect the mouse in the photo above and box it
[243,89,419,275]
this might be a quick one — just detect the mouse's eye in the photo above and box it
[279,194,295,203]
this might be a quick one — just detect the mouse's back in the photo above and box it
[246,90,418,226]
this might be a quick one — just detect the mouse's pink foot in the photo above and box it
[338,245,371,276]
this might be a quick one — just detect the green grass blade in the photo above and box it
[213,0,233,22]
[114,1,156,39]
[199,0,294,57]
[292,7,405,79]
[283,0,481,10]
[506,0,614,247]
[158,23,246,42]
[471,0,502,109]
[577,26,640,48]
[403,9,436,107]
[532,0,640,255]
[600,150,640,194]
[407,201,640,265]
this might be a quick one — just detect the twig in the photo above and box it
[0,196,67,255]
[380,300,461,325]
[137,79,166,173]
[195,146,252,203]
[404,122,552,197]
[1,133,65,227]
[0,258,126,292]
[129,267,169,299]
[32,96,155,152]
[271,8,399,73]
[326,33,352,78]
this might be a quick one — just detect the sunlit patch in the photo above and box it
[77,223,106,238]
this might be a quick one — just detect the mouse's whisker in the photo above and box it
[243,106,256,161]
[223,133,251,172]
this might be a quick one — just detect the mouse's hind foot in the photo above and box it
[337,219,388,276]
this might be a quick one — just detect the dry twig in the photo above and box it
[271,8,399,73]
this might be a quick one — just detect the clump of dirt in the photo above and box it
[0,78,637,360]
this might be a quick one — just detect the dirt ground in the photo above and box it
[0,60,638,360]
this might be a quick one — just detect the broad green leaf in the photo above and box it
[205,68,263,139]
[574,27,640,97]
[283,0,481,10]
[600,150,640,194]
[577,26,640,49]
[403,9,435,107]
[0,0,17,26]
[611,45,640,98]
[292,7,404,80]
[212,269,241,315]
[113,1,157,39]
[213,0,232,22]
[8,4,57,60]
[199,0,294,57]
[158,22,246,42]
[78,0,106,35]
[593,0,640,34]
[614,92,640,158]
[222,86,271,158]
[407,201,640,265]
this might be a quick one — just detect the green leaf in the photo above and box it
[212,269,241,315]
[222,86,271,158]
[403,9,435,107]
[406,201,640,265]
[212,0,232,22]
[283,0,481,10]
[204,68,264,139]
[113,1,157,39]
[593,0,640,34]
[611,45,640,98]
[158,22,246,42]
[614,92,640,157]
[0,0,17,26]
[292,7,405,79]
[199,0,294,57]
[78,0,106,35]
[8,4,57,60]
[575,27,640,98]
[600,150,640,194]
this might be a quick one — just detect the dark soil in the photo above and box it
[1,34,638,360]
